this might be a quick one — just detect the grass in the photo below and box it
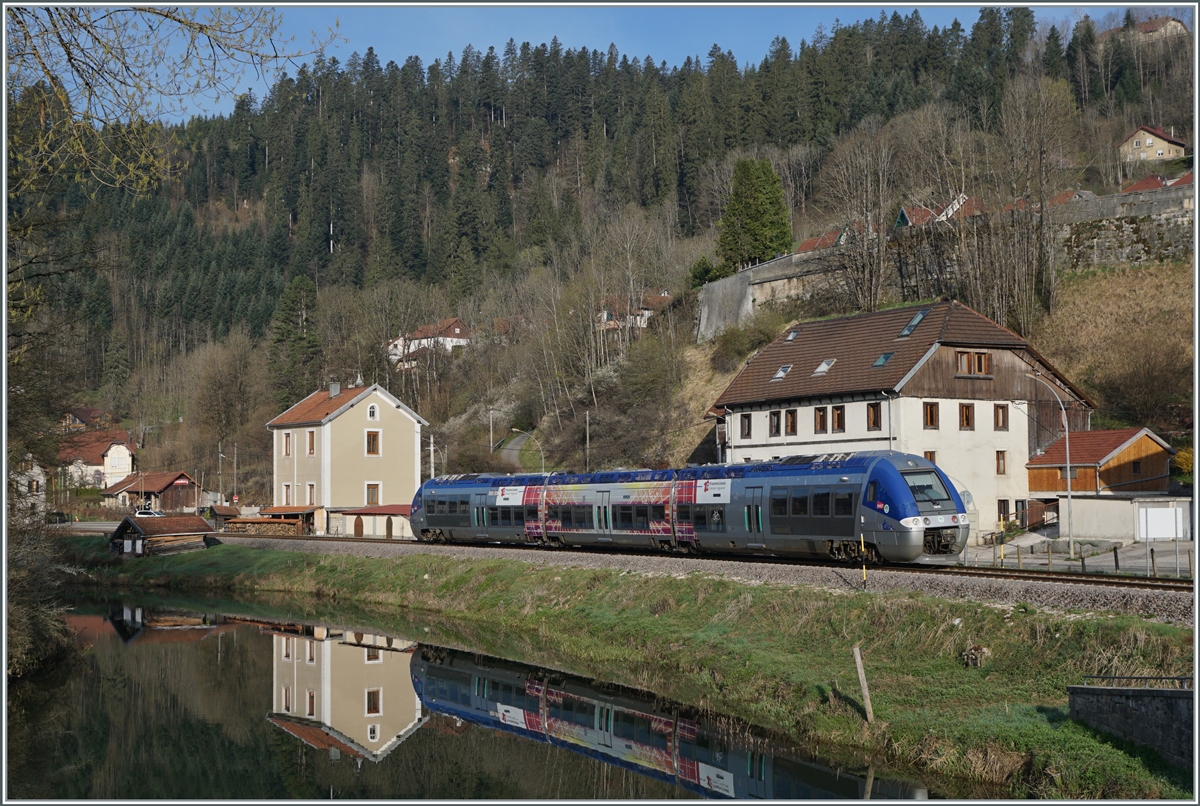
[59,535,1193,798]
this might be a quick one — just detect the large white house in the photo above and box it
[710,301,1092,534]
[58,429,136,489]
[266,382,427,535]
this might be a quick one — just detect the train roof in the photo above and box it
[422,451,924,489]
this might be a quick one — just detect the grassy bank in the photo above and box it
[61,536,1192,798]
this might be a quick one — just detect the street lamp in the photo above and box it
[510,428,545,474]
[1026,372,1074,560]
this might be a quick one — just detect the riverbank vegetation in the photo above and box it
[59,536,1192,798]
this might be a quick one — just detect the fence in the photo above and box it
[980,500,1059,545]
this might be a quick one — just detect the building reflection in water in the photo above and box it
[265,624,429,765]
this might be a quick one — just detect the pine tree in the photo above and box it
[715,159,793,271]
[268,275,323,410]
[1043,25,1066,80]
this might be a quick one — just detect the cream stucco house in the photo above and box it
[266,382,427,535]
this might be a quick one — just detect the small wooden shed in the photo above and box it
[109,515,213,557]
[1028,427,1175,497]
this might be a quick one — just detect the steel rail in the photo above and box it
[213,533,1194,592]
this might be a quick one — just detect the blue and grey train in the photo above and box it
[409,450,968,564]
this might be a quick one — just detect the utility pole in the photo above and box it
[489,409,494,453]
[586,410,590,473]
[233,443,237,502]
[218,441,223,506]
[429,431,435,479]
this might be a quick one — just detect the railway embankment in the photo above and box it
[60,534,1192,798]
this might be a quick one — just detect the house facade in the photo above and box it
[386,317,472,365]
[1118,126,1189,163]
[710,301,1092,534]
[266,382,427,535]
[268,626,426,762]
[58,429,136,489]
[1027,427,1175,498]
[101,471,201,511]
[11,455,47,518]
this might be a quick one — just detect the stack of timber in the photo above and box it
[224,517,303,536]
[144,534,208,556]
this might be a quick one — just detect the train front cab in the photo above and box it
[861,455,969,563]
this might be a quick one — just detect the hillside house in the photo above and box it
[896,194,986,227]
[11,455,47,517]
[101,471,200,511]
[60,406,118,432]
[266,381,427,535]
[58,429,136,489]
[387,318,471,366]
[1118,126,1190,163]
[1027,427,1175,498]
[709,301,1092,534]
[596,290,672,332]
[1099,16,1190,46]
[268,625,426,763]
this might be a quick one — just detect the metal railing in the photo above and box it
[1082,675,1193,689]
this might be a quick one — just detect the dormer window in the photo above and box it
[812,359,835,376]
[771,365,792,381]
[368,404,378,421]
[898,309,929,337]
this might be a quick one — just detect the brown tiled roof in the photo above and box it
[713,301,1031,409]
[1121,175,1167,193]
[796,228,841,253]
[117,515,213,537]
[102,471,195,496]
[268,717,364,758]
[1169,172,1193,187]
[208,505,241,517]
[266,388,350,427]
[341,504,411,516]
[406,317,470,341]
[59,429,135,466]
[1027,428,1172,467]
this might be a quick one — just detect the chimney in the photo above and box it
[329,381,340,398]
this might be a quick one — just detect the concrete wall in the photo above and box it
[1068,685,1193,769]
[1055,495,1192,541]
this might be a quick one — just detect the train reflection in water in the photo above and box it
[412,645,928,800]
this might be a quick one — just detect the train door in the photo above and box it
[472,493,489,538]
[595,702,614,747]
[746,751,769,798]
[596,491,611,542]
[744,487,764,547]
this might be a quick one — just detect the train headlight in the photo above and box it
[923,517,931,526]
[951,515,958,523]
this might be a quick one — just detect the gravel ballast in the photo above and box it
[216,537,1195,627]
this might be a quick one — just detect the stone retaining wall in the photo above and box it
[1067,684,1193,769]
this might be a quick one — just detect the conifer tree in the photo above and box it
[715,158,792,271]
[268,275,323,410]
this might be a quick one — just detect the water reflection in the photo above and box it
[13,597,930,799]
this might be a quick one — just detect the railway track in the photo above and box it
[215,533,1195,593]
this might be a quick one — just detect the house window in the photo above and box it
[996,451,1007,475]
[368,724,380,742]
[956,351,990,375]
[1146,137,1153,146]
[740,413,752,439]
[1060,467,1079,480]
[769,410,781,437]
[923,402,939,429]
[867,402,882,431]
[784,409,797,436]
[27,479,40,493]
[366,430,380,456]
[282,637,292,660]
[994,404,1009,431]
[1157,150,1164,157]
[307,640,316,663]
[283,484,291,506]
[924,451,937,464]
[959,403,975,430]
[998,499,1010,524]
[831,405,845,433]
[1134,139,1141,147]
[307,430,315,456]
[306,689,316,717]
[814,407,828,434]
[283,432,291,457]
[283,686,292,713]
[366,484,380,506]
[368,404,378,420]
[366,646,382,663]
[1133,461,1143,475]
[307,483,315,506]
[366,688,382,716]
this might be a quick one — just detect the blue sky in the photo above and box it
[190,5,1136,118]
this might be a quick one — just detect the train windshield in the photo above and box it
[902,471,952,504]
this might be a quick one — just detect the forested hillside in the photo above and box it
[18,7,1194,503]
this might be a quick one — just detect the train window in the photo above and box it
[487,507,499,524]
[573,700,596,727]
[500,507,512,527]
[459,496,470,512]
[709,506,725,532]
[790,487,809,516]
[867,481,878,502]
[903,471,951,503]
[676,504,690,522]
[575,506,593,529]
[616,505,634,530]
[424,496,434,512]
[436,497,448,515]
[447,498,458,515]
[833,489,854,517]
[513,507,525,526]
[634,505,649,530]
[811,489,831,517]
[427,669,472,705]
[526,506,539,523]
[548,505,561,523]
[770,488,789,517]
[693,507,707,530]
[650,504,665,521]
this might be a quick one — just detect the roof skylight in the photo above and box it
[813,358,836,376]
[898,309,930,337]
[873,352,895,367]
[771,365,792,381]
[785,330,798,341]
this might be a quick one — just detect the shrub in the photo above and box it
[1172,446,1193,475]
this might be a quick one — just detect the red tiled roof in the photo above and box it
[641,291,672,310]
[406,317,470,341]
[713,301,1042,409]
[268,717,364,758]
[1169,172,1193,187]
[1124,125,1189,148]
[102,471,196,496]
[796,228,841,253]
[1027,428,1172,467]
[59,429,135,466]
[259,506,317,515]
[1121,175,1167,193]
[209,505,241,517]
[266,388,350,427]
[341,504,411,516]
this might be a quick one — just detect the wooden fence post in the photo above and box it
[1113,546,1120,572]
[852,643,874,724]
[1151,547,1158,578]
[1016,545,1022,570]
